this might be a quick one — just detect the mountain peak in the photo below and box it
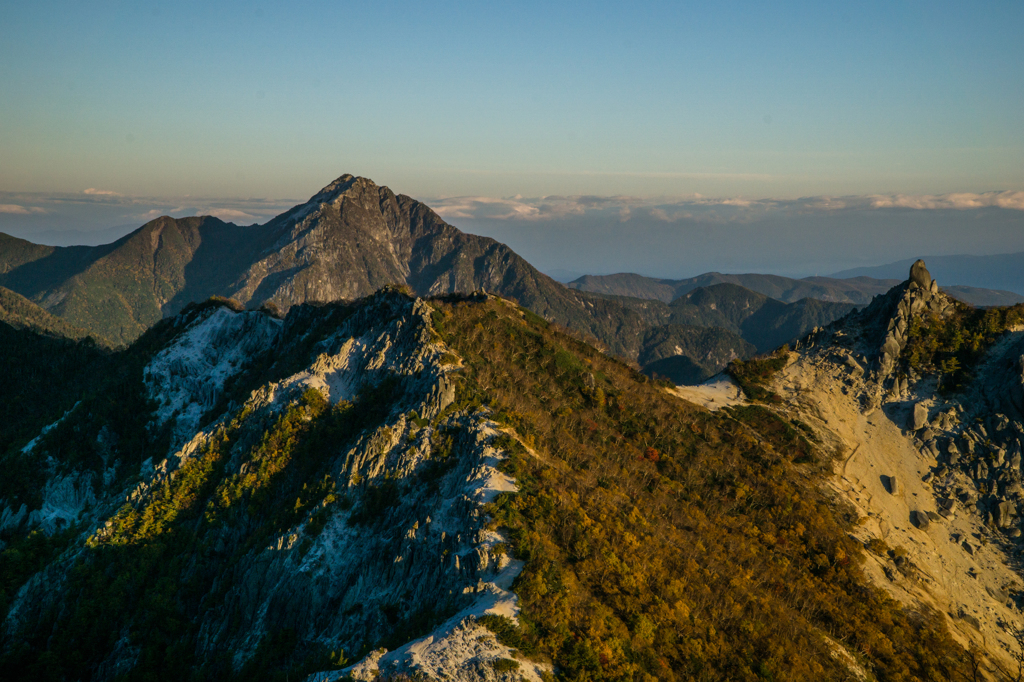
[274,174,382,226]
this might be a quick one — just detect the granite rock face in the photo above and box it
[0,291,542,681]
[909,259,932,291]
[847,260,957,383]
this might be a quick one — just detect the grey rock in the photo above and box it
[913,510,931,529]
[996,500,1017,528]
[912,402,929,432]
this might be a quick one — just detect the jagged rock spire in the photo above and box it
[910,259,932,290]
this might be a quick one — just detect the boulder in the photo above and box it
[996,500,1016,528]
[913,510,931,529]
[887,475,899,495]
[911,402,929,431]
[910,259,932,290]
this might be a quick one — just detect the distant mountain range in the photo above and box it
[832,252,1024,297]
[619,282,856,383]
[0,174,967,385]
[568,270,1024,307]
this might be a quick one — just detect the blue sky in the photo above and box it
[1,1,1022,275]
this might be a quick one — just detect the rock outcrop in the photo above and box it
[0,291,543,680]
[769,258,1024,668]
[909,259,932,290]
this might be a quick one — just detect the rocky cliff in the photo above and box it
[731,259,1024,676]
[0,290,546,680]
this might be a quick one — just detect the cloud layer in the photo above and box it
[429,190,1024,224]
[0,204,46,215]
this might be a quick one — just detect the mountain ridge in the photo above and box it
[569,270,1024,307]
[0,285,994,681]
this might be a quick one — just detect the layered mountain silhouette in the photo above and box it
[0,175,876,380]
[832,252,1024,297]
[569,270,1024,307]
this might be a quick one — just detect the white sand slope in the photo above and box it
[776,349,1024,673]
[667,374,747,411]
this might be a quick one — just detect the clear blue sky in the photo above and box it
[2,0,1022,200]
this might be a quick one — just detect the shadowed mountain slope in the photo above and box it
[664,283,857,352]
[638,323,755,384]
[0,286,93,341]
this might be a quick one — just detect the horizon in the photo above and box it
[2,1,1022,277]
[3,176,1024,282]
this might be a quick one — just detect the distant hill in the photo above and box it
[578,282,856,381]
[831,252,1024,298]
[568,270,1023,307]
[568,271,892,304]
[639,324,755,384]
[664,283,857,352]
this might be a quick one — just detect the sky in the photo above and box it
[1,1,1022,276]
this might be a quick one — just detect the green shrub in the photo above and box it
[492,658,520,672]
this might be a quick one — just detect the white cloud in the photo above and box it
[138,209,166,222]
[203,208,258,223]
[431,196,542,221]
[83,188,121,196]
[425,189,1024,224]
[0,204,46,214]
[869,191,1024,210]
